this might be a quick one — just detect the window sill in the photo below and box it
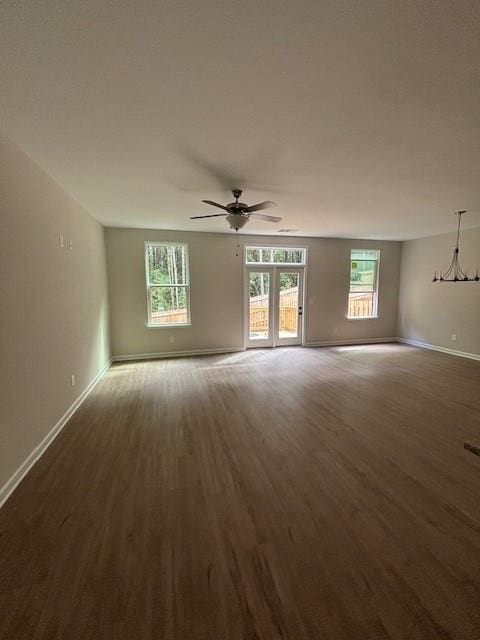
[346,316,378,320]
[146,323,192,329]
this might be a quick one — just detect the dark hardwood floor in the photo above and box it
[1,344,480,639]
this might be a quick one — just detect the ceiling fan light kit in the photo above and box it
[190,189,282,232]
[432,211,479,282]
[226,213,249,231]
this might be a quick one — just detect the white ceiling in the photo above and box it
[1,1,480,240]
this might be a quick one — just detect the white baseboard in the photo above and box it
[0,358,112,510]
[304,337,397,347]
[115,340,401,361]
[396,337,480,362]
[112,346,245,362]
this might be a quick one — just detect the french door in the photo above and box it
[245,267,304,348]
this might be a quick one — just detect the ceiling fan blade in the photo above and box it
[249,213,282,223]
[245,201,277,213]
[202,199,228,210]
[190,213,226,219]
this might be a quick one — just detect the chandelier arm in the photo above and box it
[457,260,468,279]
[441,254,457,279]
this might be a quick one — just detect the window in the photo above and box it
[245,247,306,265]
[145,242,190,326]
[348,249,380,319]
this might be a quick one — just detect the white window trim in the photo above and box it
[244,245,308,266]
[346,250,380,320]
[144,241,191,328]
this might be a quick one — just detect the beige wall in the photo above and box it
[0,134,110,493]
[105,228,401,357]
[398,227,480,355]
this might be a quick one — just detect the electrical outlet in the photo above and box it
[169,336,175,344]
[71,374,76,387]
[451,334,457,342]
[59,233,64,248]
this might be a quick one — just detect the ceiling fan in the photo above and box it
[190,189,282,231]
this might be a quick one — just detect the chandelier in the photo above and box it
[433,210,479,282]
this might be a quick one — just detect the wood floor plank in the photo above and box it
[1,344,480,639]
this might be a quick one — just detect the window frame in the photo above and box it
[244,246,307,266]
[144,241,191,328]
[346,249,380,320]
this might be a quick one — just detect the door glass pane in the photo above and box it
[273,249,304,264]
[246,247,306,265]
[249,272,270,340]
[278,273,299,339]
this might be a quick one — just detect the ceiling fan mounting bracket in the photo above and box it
[232,188,242,200]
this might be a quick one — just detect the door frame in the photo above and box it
[243,264,306,349]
